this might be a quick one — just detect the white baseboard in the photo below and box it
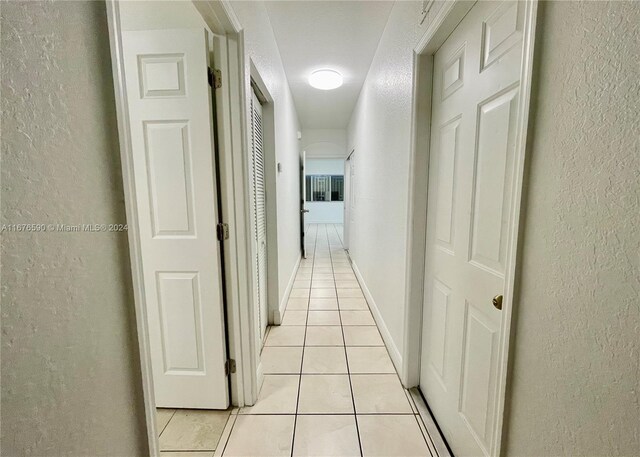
[350,259,403,373]
[273,253,301,325]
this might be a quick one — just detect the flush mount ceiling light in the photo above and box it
[309,69,343,90]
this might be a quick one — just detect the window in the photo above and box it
[305,175,344,202]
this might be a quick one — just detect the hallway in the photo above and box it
[216,224,438,456]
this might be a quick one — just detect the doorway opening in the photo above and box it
[249,65,281,329]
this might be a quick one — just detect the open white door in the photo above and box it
[122,29,229,409]
[420,1,526,455]
[300,150,308,258]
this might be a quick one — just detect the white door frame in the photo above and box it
[343,150,354,251]
[106,1,259,454]
[402,1,538,455]
[248,63,281,330]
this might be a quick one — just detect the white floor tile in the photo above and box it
[337,289,365,299]
[298,375,353,413]
[281,311,308,326]
[305,326,344,346]
[347,347,395,373]
[340,310,375,326]
[343,327,384,346]
[240,375,299,414]
[309,298,339,310]
[312,273,335,280]
[307,310,341,326]
[338,297,369,310]
[261,347,303,374]
[358,415,430,456]
[351,374,413,414]
[289,289,310,298]
[302,347,348,374]
[222,415,294,456]
[292,415,360,457]
[287,298,309,310]
[265,326,306,346]
[160,410,230,451]
[311,289,337,298]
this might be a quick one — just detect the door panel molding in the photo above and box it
[403,1,539,456]
[106,2,257,454]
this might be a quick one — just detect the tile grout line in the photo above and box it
[290,222,318,457]
[158,409,177,438]
[335,223,434,454]
[218,411,238,457]
[329,224,364,457]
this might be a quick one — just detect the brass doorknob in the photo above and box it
[492,294,503,310]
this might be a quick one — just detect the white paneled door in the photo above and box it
[250,89,268,343]
[420,1,525,455]
[122,29,229,409]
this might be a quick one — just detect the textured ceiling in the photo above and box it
[265,1,394,129]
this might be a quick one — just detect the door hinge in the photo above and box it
[208,67,222,89]
[225,359,236,375]
[216,222,229,241]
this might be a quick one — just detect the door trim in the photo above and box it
[343,150,354,251]
[106,1,258,454]
[248,62,281,329]
[402,1,539,455]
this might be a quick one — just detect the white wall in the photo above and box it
[305,159,345,224]
[306,158,345,175]
[346,1,429,363]
[348,1,639,455]
[1,1,148,454]
[302,128,348,159]
[120,0,209,30]
[230,1,302,312]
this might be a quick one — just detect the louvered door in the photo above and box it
[250,89,268,342]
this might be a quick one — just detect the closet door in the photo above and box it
[122,28,228,408]
[250,89,268,342]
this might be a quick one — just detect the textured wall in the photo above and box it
[1,1,148,455]
[504,2,640,455]
[230,1,302,310]
[346,0,430,361]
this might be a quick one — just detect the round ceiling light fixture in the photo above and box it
[309,69,343,90]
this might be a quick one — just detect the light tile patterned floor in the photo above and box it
[155,224,441,456]
[156,408,230,456]
[217,224,438,457]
